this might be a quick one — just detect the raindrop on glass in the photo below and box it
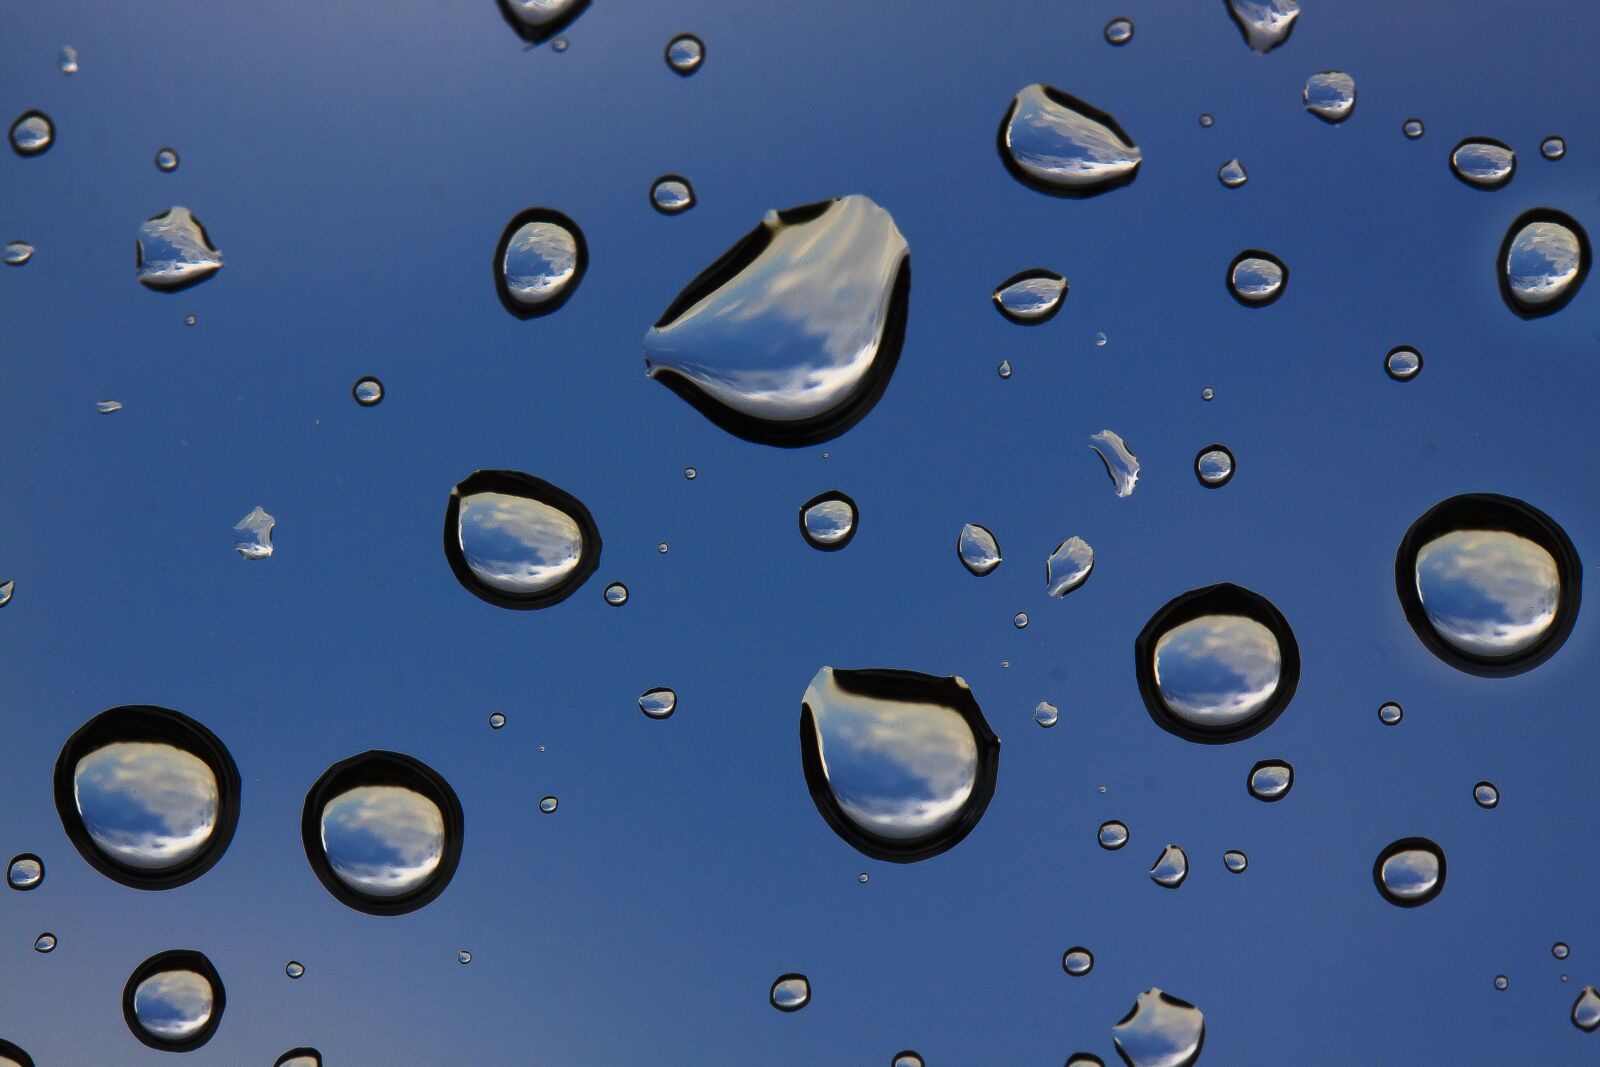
[96,399,122,414]
[958,523,1002,577]
[655,541,668,554]
[1572,988,1600,1032]
[234,505,275,560]
[124,952,224,1051]
[1194,445,1235,488]
[665,33,704,75]
[58,46,78,74]
[457,949,472,965]
[1198,113,1214,128]
[0,580,14,607]
[9,111,54,156]
[1225,0,1299,52]
[539,796,558,814]
[488,712,506,729]
[285,961,304,979]
[1098,820,1129,850]
[496,0,587,43]
[1473,781,1499,809]
[1374,837,1447,907]
[445,471,601,609]
[992,269,1067,324]
[1554,942,1570,959]
[1224,850,1248,873]
[1218,158,1248,188]
[1046,537,1094,597]
[1113,989,1205,1067]
[1494,974,1509,991]
[1013,611,1029,629]
[550,36,568,52]
[7,854,43,890]
[800,491,858,550]
[1150,845,1189,888]
[137,207,223,291]
[184,314,197,326]
[683,466,697,480]
[651,175,695,215]
[999,84,1141,195]
[495,209,586,317]
[1103,18,1133,44]
[640,687,677,720]
[32,933,55,954]
[604,582,628,605]
[5,241,35,266]
[1499,210,1589,316]
[1542,136,1567,161]
[892,1053,924,1067]
[1248,759,1294,801]
[155,147,179,172]
[1450,138,1515,189]
[770,973,810,1012]
[1063,947,1094,976]
[1403,118,1425,139]
[1089,429,1139,497]
[1385,346,1422,381]
[353,377,384,406]
[996,359,1012,379]
[1228,250,1287,306]
[1303,71,1356,123]
[1379,701,1404,726]
[1034,701,1059,728]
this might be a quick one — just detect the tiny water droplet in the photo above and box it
[539,795,558,814]
[1013,611,1029,629]
[800,491,858,550]
[1046,536,1094,597]
[1450,139,1516,189]
[0,580,15,607]
[495,209,586,317]
[1374,837,1446,906]
[32,933,55,954]
[7,854,43,890]
[551,36,568,52]
[1385,346,1422,381]
[682,467,698,482]
[1198,113,1214,128]
[1103,17,1133,44]
[353,377,384,406]
[234,506,275,560]
[858,871,869,884]
[770,973,810,1012]
[10,111,54,156]
[1304,71,1356,123]
[96,399,122,414]
[1218,158,1248,188]
[603,582,628,605]
[1494,974,1508,991]
[1195,445,1235,488]
[126,953,223,1049]
[1403,118,1425,139]
[1089,430,1139,497]
[5,240,35,266]
[993,269,1067,324]
[155,147,179,172]
[665,33,704,75]
[137,207,223,291]
[656,541,668,554]
[1034,701,1059,728]
[1224,849,1248,873]
[285,961,304,979]
[1378,701,1404,726]
[1500,210,1588,316]
[1572,988,1600,1032]
[1150,845,1189,888]
[650,175,696,215]
[488,712,506,729]
[1474,781,1499,809]
[639,687,677,720]
[1542,136,1567,161]
[1097,784,1107,794]
[184,314,197,326]
[457,949,472,964]
[1098,820,1129,850]
[1248,759,1294,801]
[1554,942,1570,960]
[1063,947,1094,976]
[958,523,1002,576]
[1225,0,1299,52]
[997,359,1012,379]
[1201,386,1215,401]
[58,46,78,74]
[1113,988,1205,1067]
[999,84,1141,195]
[1228,250,1287,306]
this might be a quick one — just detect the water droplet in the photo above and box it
[496,0,588,43]
[683,466,697,480]
[1194,445,1235,488]
[494,209,586,317]
[1098,820,1129,850]
[1201,386,1215,401]
[1150,845,1189,888]
[999,84,1141,196]
[124,952,224,1051]
[1198,113,1214,128]
[1403,118,1425,139]
[445,470,601,609]
[486,711,507,730]
[1449,138,1516,189]
[353,376,384,406]
[892,1053,924,1067]
[1473,781,1499,809]
[1034,701,1059,728]
[285,961,304,979]
[800,491,859,550]
[96,399,122,414]
[1104,17,1133,44]
[801,667,999,862]
[1499,209,1589,316]
[1248,759,1294,801]
[1066,1056,1105,1067]
[1224,849,1248,873]
[644,196,909,446]
[993,269,1068,324]
[1378,701,1404,726]
[58,45,78,74]
[958,523,1002,576]
[858,871,870,884]
[650,174,696,215]
[233,505,274,560]
[137,207,223,291]
[1217,157,1248,188]
[155,147,179,172]
[1227,250,1288,306]
[0,580,14,607]
[664,33,705,75]
[1385,346,1422,381]
[604,581,629,605]
[9,111,53,156]
[304,751,462,914]
[0,1039,35,1067]
[656,541,668,554]
[1094,331,1108,347]
[639,687,677,720]
[5,240,35,266]
[1013,611,1029,629]
[1225,0,1299,52]
[1139,585,1299,742]
[551,35,569,52]
[1046,536,1095,597]
[1398,495,1577,673]
[1494,974,1508,991]
[1063,947,1094,976]
[1089,429,1140,497]
[997,359,1013,379]
[1303,71,1356,123]
[184,314,197,326]
[1113,989,1205,1067]
[7,854,43,890]
[1542,136,1567,161]
[32,933,55,953]
[1374,837,1447,907]
[1097,784,1107,794]
[1574,988,1600,1032]
[276,1049,322,1067]
[457,949,473,964]
[1554,942,1571,959]
[770,973,810,1012]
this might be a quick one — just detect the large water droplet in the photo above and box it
[5,240,35,266]
[233,505,275,560]
[1542,135,1567,161]
[1112,988,1205,1067]
[651,175,696,215]
[1227,250,1287,306]
[801,667,999,862]
[1499,210,1589,316]
[1194,445,1235,488]
[1386,346,1422,381]
[444,470,601,609]
[495,0,588,43]
[992,269,1067,324]
[136,207,223,291]
[640,687,677,720]
[644,196,909,446]
[1303,71,1356,122]
[1063,947,1094,976]
[1450,139,1516,189]
[9,111,53,156]
[123,952,225,1051]
[1098,820,1129,850]
[494,209,586,317]
[1574,988,1600,1032]
[1225,0,1299,52]
[999,84,1141,196]
[276,1049,322,1067]
[1150,844,1189,888]
[958,523,1002,576]
[1218,158,1248,188]
[155,147,179,172]
[1089,430,1140,497]
[7,853,43,891]
[1046,537,1094,597]
[0,1040,34,1067]
[303,751,462,915]
[1473,781,1499,809]
[800,491,859,550]
[665,33,704,75]
[1248,759,1293,801]
[1224,849,1248,873]
[1374,837,1446,907]
[770,973,810,1011]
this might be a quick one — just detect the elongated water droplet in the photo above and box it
[1374,837,1446,906]
[276,1049,322,1067]
[494,209,586,317]
[770,973,810,1011]
[958,523,1002,576]
[285,961,304,979]
[1473,781,1499,809]
[496,0,588,42]
[1499,210,1589,316]
[665,33,704,74]
[1063,947,1094,976]
[1046,537,1094,597]
[1218,158,1248,188]
[1379,701,1404,726]
[992,269,1067,324]
[1450,139,1515,189]
[1304,71,1356,123]
[137,207,223,291]
[96,399,122,414]
[353,376,383,405]
[1542,136,1567,161]
[1555,942,1571,959]
[1403,118,1425,139]
[5,241,34,266]
[640,687,677,719]
[1194,445,1235,487]
[1104,17,1133,44]
[1225,0,1299,52]
[9,111,53,156]
[999,84,1141,196]
[1228,250,1287,306]
[232,505,274,559]
[1150,844,1189,888]
[445,471,600,609]
[644,195,909,446]
[1098,820,1129,850]
[1089,430,1139,497]
[124,952,225,1051]
[7,854,43,890]
[801,667,999,862]
[650,175,695,214]
[1574,988,1600,1032]
[58,46,78,74]
[1224,849,1248,873]
[1113,989,1205,1067]
[1386,346,1422,381]
[800,491,858,550]
[1248,759,1293,801]
[155,147,179,172]
[1034,701,1059,728]
[32,933,55,953]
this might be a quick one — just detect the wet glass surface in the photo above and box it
[1,1,1598,1062]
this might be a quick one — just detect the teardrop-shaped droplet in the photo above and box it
[650,175,695,214]
[494,209,586,318]
[1248,759,1293,801]
[1098,820,1129,850]
[1046,537,1094,597]
[958,523,1002,576]
[992,269,1067,324]
[665,33,704,75]
[1224,849,1248,873]
[1034,701,1059,728]
[233,505,275,560]
[996,359,1012,379]
[7,853,43,890]
[352,376,384,405]
[1304,71,1356,123]
[0,580,14,607]
[123,952,225,1051]
[1228,250,1287,306]
[1113,989,1205,1067]
[1063,947,1094,976]
[640,687,677,720]
[1450,139,1516,189]
[495,0,588,43]
[1089,430,1139,497]
[770,973,810,1011]
[285,960,305,979]
[1194,445,1235,488]
[32,933,55,953]
[1542,135,1567,161]
[1473,781,1499,809]
[276,1049,322,1067]
[9,111,53,156]
[999,84,1141,196]
[1150,844,1189,888]
[1574,987,1600,1032]
[1385,346,1422,381]
[800,491,858,550]
[1218,158,1248,188]
[445,470,600,609]
[1499,210,1589,316]
[136,207,223,291]
[155,147,179,172]
[801,667,999,862]
[1225,0,1299,52]
[1374,837,1446,907]
[644,195,909,446]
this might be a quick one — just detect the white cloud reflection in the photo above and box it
[1152,614,1282,728]
[320,784,445,898]
[133,969,214,1041]
[459,491,584,594]
[1415,529,1559,657]
[73,741,220,870]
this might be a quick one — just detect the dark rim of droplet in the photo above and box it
[646,198,910,447]
[275,1049,322,1067]
[8,852,44,891]
[9,110,52,157]
[121,950,226,1052]
[995,85,1140,198]
[300,750,463,916]
[1497,207,1590,318]
[1248,759,1294,802]
[798,490,859,551]
[800,669,1000,863]
[136,208,221,294]
[53,706,241,890]
[1385,346,1423,381]
[442,469,602,609]
[0,1041,33,1067]
[650,173,695,215]
[1395,493,1581,676]
[492,207,588,319]
[664,33,704,75]
[1194,444,1235,488]
[492,0,590,42]
[1135,583,1301,744]
[1226,249,1288,307]
[769,973,809,1011]
[992,268,1068,325]
[352,376,383,405]
[1372,836,1447,908]
[1449,137,1516,190]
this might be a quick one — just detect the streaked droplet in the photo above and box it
[1150,845,1189,888]
[446,471,600,609]
[997,359,1012,379]
[993,269,1067,324]
[958,523,1002,577]
[1450,139,1516,189]
[1473,781,1499,809]
[1063,947,1094,976]
[285,961,304,979]
[353,377,384,406]
[1403,118,1425,139]
[1494,975,1508,991]
[32,933,55,954]
[1374,837,1446,906]
[1218,158,1248,188]
[999,84,1141,195]
[1554,942,1570,959]
[137,207,223,291]
[1046,537,1094,597]
[1103,18,1133,44]
[1113,989,1205,1067]
[1248,759,1293,801]
[96,399,122,414]
[1379,701,1403,726]
[126,954,222,1049]
[665,33,704,75]
[155,147,179,172]
[1386,346,1422,381]
[1224,849,1248,873]
[1098,820,1129,850]
[604,581,628,606]
[800,491,858,550]
[1542,136,1567,161]
[1303,71,1356,123]
[488,711,506,729]
[457,949,472,964]
[1500,211,1588,316]
[1034,701,1059,728]
[495,209,585,317]
[651,175,695,214]
[7,854,43,890]
[1225,0,1299,52]
[233,506,275,560]
[1089,429,1139,497]
[4,241,35,266]
[1195,445,1235,488]
[770,973,810,1012]
[640,687,677,720]
[58,46,78,74]
[9,111,54,156]
[1228,250,1287,305]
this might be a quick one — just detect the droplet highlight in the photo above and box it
[999,84,1141,196]
[285,961,304,979]
[32,933,55,954]
[1541,135,1566,161]
[1403,118,1425,139]
[1574,988,1600,1032]
[1379,701,1403,726]
[604,581,629,606]
[1104,17,1133,44]
[495,0,588,43]
[1224,849,1248,873]
[155,147,179,172]
[58,46,78,74]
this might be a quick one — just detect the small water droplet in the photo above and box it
[1046,536,1095,597]
[1225,0,1299,52]
[650,175,696,215]
[538,795,558,814]
[1104,17,1133,44]
[1403,118,1425,139]
[32,933,55,954]
[1572,988,1600,1031]
[1554,942,1571,960]
[665,33,704,75]
[0,579,15,607]
[155,147,179,172]
[1378,700,1404,726]
[892,1053,924,1067]
[125,954,224,1050]
[1228,250,1288,306]
[1098,820,1129,850]
[1450,139,1516,189]
[495,209,586,317]
[1113,989,1205,1067]
[1150,845,1189,888]
[993,269,1067,324]
[137,207,223,291]
[7,854,43,890]
[997,359,1012,379]
[497,0,588,42]
[1218,158,1248,188]
[1224,849,1248,873]
[1303,71,1356,123]
[858,871,870,884]
[656,541,668,554]
[770,973,810,1012]
[1201,386,1215,401]
[999,84,1141,195]
[1374,837,1447,906]
[1494,974,1509,991]
[1500,210,1589,316]
[639,687,677,720]
[1198,113,1214,128]
[1089,429,1139,497]
[683,466,698,481]
[1097,784,1107,794]
[10,111,54,156]
[603,581,628,606]
[1034,701,1059,728]
[353,377,384,406]
[5,240,35,266]
[551,36,568,52]
[457,949,472,964]
[1385,346,1422,381]
[58,46,78,74]
[285,961,304,979]
[1094,331,1108,347]
[1194,445,1235,488]
[800,491,858,550]
[1063,947,1094,976]
[233,506,275,560]
[1013,611,1029,629]
[184,314,197,326]
[487,712,506,730]
[1542,136,1567,161]
[1248,759,1294,801]
[1473,781,1499,808]
[446,471,601,609]
[96,399,122,414]
[958,523,1002,576]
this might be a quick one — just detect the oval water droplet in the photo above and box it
[276,1049,322,1067]
[302,751,462,915]
[352,376,384,406]
[665,33,704,74]
[992,269,1067,324]
[137,207,223,291]
[1194,445,1235,488]
[1303,71,1356,122]
[538,795,558,814]
[1493,974,1509,991]
[1403,118,1425,139]
[7,853,43,891]
[650,174,696,214]
[1450,138,1516,189]
[1046,537,1094,597]
[1379,701,1404,726]
[1374,837,1447,907]
[639,687,677,720]
[233,505,275,559]
[1198,113,1215,128]
[487,711,506,730]
[1473,781,1499,809]
[494,209,586,318]
[1542,136,1567,161]
[1034,701,1059,728]
[1063,947,1094,976]
[1555,942,1571,959]
[444,470,601,609]
[1113,989,1205,1067]
[123,951,225,1051]
[801,667,999,862]
[1574,988,1600,1032]
[9,111,53,156]
[958,523,1002,576]
[1225,0,1299,52]
[155,147,179,172]
[1150,844,1189,888]
[1224,849,1248,873]
[1218,158,1248,188]
[644,195,909,446]
[495,0,588,43]
[1499,209,1589,316]
[604,581,629,605]
[1089,430,1140,497]
[999,84,1141,196]
[1385,346,1422,381]
[32,933,55,954]
[770,973,810,1011]
[1227,250,1287,306]
[800,491,858,550]
[4,241,34,266]
[1248,759,1293,801]
[1098,820,1129,850]
[1104,17,1133,44]
[285,960,304,979]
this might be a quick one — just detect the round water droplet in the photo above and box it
[1046,536,1095,597]
[123,951,225,1051]
[155,147,179,172]
[656,541,668,554]
[1094,331,1108,347]
[1224,849,1248,873]
[1138,585,1299,742]
[458,949,473,964]
[892,1053,924,1067]
[285,961,304,979]
[32,933,55,954]
[1499,209,1589,316]
[1403,118,1425,139]
[1034,701,1059,728]
[1397,495,1578,674]
[1218,158,1248,188]
[1227,250,1288,306]
[1013,611,1029,629]
[1542,136,1567,161]
[1450,138,1516,189]
[444,470,601,609]
[1150,844,1189,888]
[1089,429,1139,497]
[494,209,586,317]
[1248,759,1294,801]
[7,853,43,891]
[275,1049,322,1067]
[59,46,78,74]
[9,111,54,156]
[1374,837,1447,907]
[683,466,697,480]
[1063,947,1094,976]
[801,667,999,862]
[495,0,588,43]
[1098,820,1129,850]
[1201,386,1215,401]
[1226,0,1299,52]
[1554,942,1570,959]
[604,581,628,605]
[1104,17,1133,44]
[665,33,704,75]
[1198,113,1214,128]
[958,523,1002,576]
[650,175,696,215]
[993,269,1068,324]
[858,871,870,884]
[1113,988,1205,1067]
[1379,701,1404,726]
[800,491,858,550]
[639,687,677,720]
[4,240,34,266]
[1303,71,1356,123]
[999,84,1141,195]
[1194,445,1235,488]
[352,376,383,406]
[137,207,223,291]
[996,359,1012,379]
[1385,346,1422,381]
[1494,974,1509,991]
[303,751,462,915]
[770,973,810,1011]
[488,711,506,729]
[539,795,558,814]
[1473,781,1499,809]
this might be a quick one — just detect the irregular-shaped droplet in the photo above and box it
[155,147,179,172]
[1450,139,1515,189]
[800,491,858,550]
[1104,17,1133,44]
[993,269,1067,324]
[123,952,225,1051]
[353,376,383,406]
[1224,849,1248,873]
[1374,837,1446,906]
[1225,0,1299,52]
[1304,71,1356,123]
[4,241,34,266]
[640,687,677,720]
[1098,820,1129,850]
[1379,701,1403,726]
[1542,136,1567,161]
[1218,158,1248,188]
[999,84,1141,195]
[1063,947,1094,976]
[0,580,14,607]
[233,505,274,559]
[958,523,1002,576]
[1046,537,1094,597]
[7,853,43,890]
[1473,781,1499,809]
[1150,844,1189,888]
[1195,445,1235,487]
[445,470,600,609]
[1089,430,1139,497]
[1034,701,1058,728]
[651,175,695,214]
[1499,210,1588,316]
[801,667,999,862]
[770,973,810,1011]
[495,0,589,43]
[1248,759,1293,801]
[1228,250,1287,306]
[1574,987,1600,1032]
[59,46,78,74]
[1113,988,1205,1067]
[137,207,222,291]
[665,33,704,75]
[9,111,53,156]
[494,209,585,317]
[1385,346,1422,381]
[96,399,122,414]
